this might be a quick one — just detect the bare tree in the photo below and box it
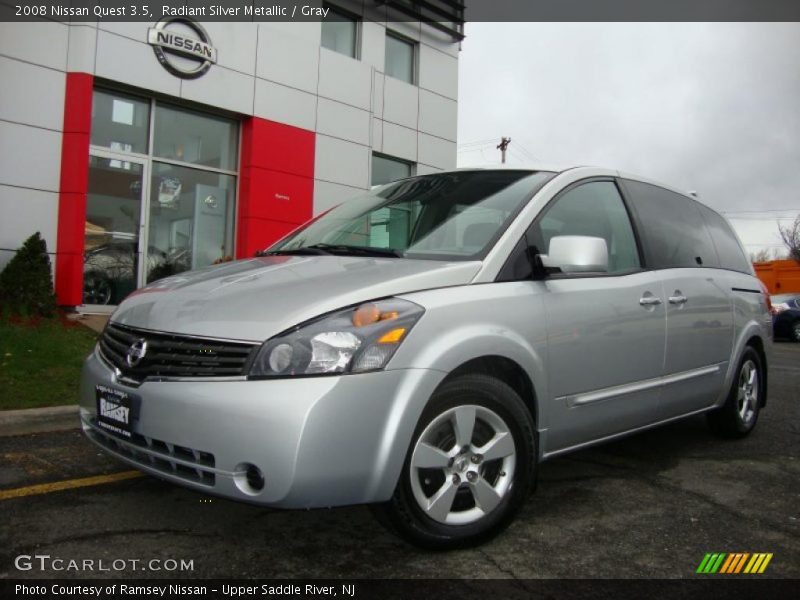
[749,248,774,263]
[779,215,800,262]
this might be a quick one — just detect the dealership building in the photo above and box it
[0,5,462,307]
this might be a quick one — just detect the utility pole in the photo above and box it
[497,137,511,164]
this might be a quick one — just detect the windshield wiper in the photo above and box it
[260,247,333,256]
[306,244,404,258]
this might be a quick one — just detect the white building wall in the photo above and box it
[0,16,460,267]
[0,18,70,270]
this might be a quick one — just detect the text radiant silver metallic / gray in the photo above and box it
[81,166,772,548]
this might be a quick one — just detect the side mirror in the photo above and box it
[539,235,609,274]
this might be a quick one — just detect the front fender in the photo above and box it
[390,282,549,426]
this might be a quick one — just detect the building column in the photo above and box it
[236,117,315,258]
[55,72,93,306]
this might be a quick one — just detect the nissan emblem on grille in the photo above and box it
[126,339,148,368]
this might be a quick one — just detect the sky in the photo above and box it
[456,22,800,258]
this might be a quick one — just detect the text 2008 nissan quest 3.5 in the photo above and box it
[81,167,771,548]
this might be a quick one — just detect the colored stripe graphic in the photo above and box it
[710,553,726,573]
[697,553,727,573]
[698,552,773,574]
[719,553,736,573]
[696,553,713,573]
[733,553,750,573]
[744,553,773,574]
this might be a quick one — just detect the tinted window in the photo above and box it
[622,180,719,269]
[497,237,534,281]
[696,204,751,273]
[528,181,640,274]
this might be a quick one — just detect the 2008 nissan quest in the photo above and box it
[81,167,772,548]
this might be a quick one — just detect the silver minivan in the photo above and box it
[80,167,771,548]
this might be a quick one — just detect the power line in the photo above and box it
[726,216,797,221]
[722,208,800,214]
[742,243,788,247]
[457,147,492,154]
[513,142,539,162]
[457,138,496,148]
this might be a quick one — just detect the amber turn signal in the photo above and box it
[378,328,406,344]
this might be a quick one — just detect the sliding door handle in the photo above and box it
[639,295,662,306]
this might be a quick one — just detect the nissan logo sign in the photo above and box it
[126,339,148,368]
[147,17,217,79]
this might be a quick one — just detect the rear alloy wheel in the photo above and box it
[374,374,536,549]
[707,347,763,438]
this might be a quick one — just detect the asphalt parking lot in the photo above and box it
[1,343,798,580]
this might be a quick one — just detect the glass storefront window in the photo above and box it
[152,104,239,171]
[90,90,150,154]
[86,88,240,304]
[83,156,144,305]
[146,162,236,283]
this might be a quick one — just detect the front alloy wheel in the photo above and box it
[409,405,516,525]
[374,373,536,549]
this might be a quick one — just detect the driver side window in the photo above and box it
[528,181,640,274]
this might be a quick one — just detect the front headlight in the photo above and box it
[249,298,424,378]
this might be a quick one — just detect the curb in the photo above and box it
[0,405,80,437]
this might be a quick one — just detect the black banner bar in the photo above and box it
[3,579,800,600]
[3,0,800,23]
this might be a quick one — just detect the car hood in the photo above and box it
[110,255,481,341]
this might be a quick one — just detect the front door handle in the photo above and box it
[639,295,662,306]
[669,295,688,305]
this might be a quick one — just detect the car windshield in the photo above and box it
[771,294,798,304]
[267,170,555,260]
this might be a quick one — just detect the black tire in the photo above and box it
[373,373,537,549]
[707,347,764,438]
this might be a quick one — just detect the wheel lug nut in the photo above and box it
[471,454,482,464]
[452,474,460,485]
[466,472,477,482]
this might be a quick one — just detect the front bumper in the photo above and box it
[80,348,445,508]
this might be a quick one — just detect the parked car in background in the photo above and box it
[80,166,772,549]
[771,293,800,342]
[83,242,189,305]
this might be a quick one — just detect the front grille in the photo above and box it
[99,323,257,384]
[86,420,217,486]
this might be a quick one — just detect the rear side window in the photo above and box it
[622,179,719,269]
[696,204,752,273]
